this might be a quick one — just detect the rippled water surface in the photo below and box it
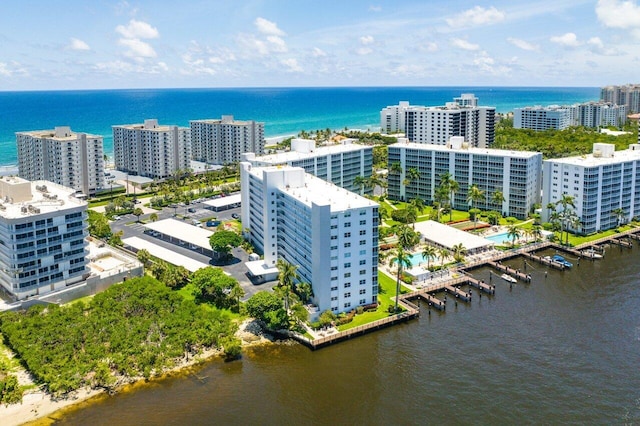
[55,245,640,425]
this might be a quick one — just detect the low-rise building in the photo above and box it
[240,163,379,315]
[0,177,89,300]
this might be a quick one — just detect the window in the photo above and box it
[360,269,366,275]
[345,222,351,228]
[359,230,366,235]
[359,279,366,285]
[360,240,366,245]
[344,262,351,268]
[359,289,366,295]
[344,272,351,278]
[331,296,338,301]
[344,302,351,308]
[359,260,366,265]
[344,232,351,238]
[344,282,351,288]
[331,286,338,291]
[344,242,351,248]
[360,220,366,225]
[344,292,351,298]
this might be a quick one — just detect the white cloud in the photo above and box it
[587,36,624,55]
[356,47,373,55]
[116,19,159,39]
[369,5,381,12]
[312,47,327,57]
[507,37,539,51]
[419,42,438,53]
[446,6,505,28]
[119,38,157,58]
[473,52,511,76]
[281,58,303,72]
[0,62,12,77]
[267,35,288,52]
[550,32,581,47]
[68,38,90,51]
[450,38,480,51]
[596,0,640,29]
[360,35,374,45]
[255,17,285,36]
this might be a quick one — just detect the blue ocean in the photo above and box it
[0,86,599,167]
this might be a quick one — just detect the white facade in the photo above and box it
[380,101,410,133]
[240,163,379,314]
[17,126,105,196]
[191,115,265,165]
[0,177,89,300]
[574,102,627,128]
[113,119,191,180]
[542,143,640,234]
[242,138,373,194]
[601,84,640,113]
[388,138,542,219]
[513,106,572,130]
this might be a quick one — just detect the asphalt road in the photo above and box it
[109,197,277,300]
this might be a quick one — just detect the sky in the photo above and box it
[0,0,639,90]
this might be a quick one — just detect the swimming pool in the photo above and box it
[484,232,510,244]
[394,252,435,267]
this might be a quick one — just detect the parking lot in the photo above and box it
[106,194,277,299]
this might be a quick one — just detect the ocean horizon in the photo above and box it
[0,86,600,167]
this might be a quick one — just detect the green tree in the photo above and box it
[295,282,313,304]
[246,291,283,322]
[531,224,543,242]
[149,212,158,222]
[87,210,111,238]
[353,175,368,195]
[507,225,521,247]
[276,259,299,313]
[391,247,411,313]
[466,185,485,230]
[448,179,460,221]
[421,245,436,270]
[108,230,124,247]
[451,243,467,263]
[438,247,450,268]
[612,207,626,228]
[136,248,152,268]
[209,231,243,259]
[191,266,240,308]
[133,207,144,222]
[491,190,505,213]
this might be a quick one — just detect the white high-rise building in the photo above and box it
[542,143,640,234]
[0,177,89,300]
[191,116,265,165]
[380,101,410,134]
[513,106,572,130]
[113,119,191,180]
[16,126,105,196]
[381,95,496,147]
[241,138,373,194]
[601,84,640,113]
[388,137,542,219]
[240,163,379,314]
[574,102,627,128]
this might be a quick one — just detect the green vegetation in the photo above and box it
[494,118,638,159]
[0,276,238,396]
[209,230,243,258]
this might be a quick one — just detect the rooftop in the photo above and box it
[143,218,213,250]
[0,177,86,219]
[415,220,494,252]
[253,139,368,164]
[545,145,640,167]
[16,126,101,140]
[389,140,541,159]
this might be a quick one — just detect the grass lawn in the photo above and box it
[337,271,411,331]
[566,224,638,246]
[64,294,96,306]
[175,283,243,320]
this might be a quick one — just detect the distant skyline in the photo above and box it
[1,0,639,91]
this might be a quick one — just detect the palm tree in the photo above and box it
[353,175,368,196]
[466,184,485,230]
[491,190,505,213]
[438,248,450,269]
[433,186,449,222]
[421,245,436,270]
[531,224,543,242]
[404,167,420,189]
[396,224,419,250]
[390,162,403,176]
[229,284,245,311]
[451,243,467,263]
[391,247,411,313]
[409,197,425,228]
[612,207,626,228]
[133,207,143,222]
[276,259,299,313]
[448,179,459,221]
[149,212,158,222]
[507,225,521,247]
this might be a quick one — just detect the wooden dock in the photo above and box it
[417,293,446,310]
[610,238,633,248]
[444,284,472,302]
[520,251,565,270]
[487,261,533,282]
[466,276,496,294]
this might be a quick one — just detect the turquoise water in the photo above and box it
[484,232,510,244]
[394,252,434,267]
[0,86,599,167]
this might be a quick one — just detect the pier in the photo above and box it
[465,275,496,294]
[444,284,472,302]
[520,251,565,270]
[487,261,532,282]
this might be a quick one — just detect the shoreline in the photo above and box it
[0,319,276,426]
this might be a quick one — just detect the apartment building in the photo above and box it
[241,138,373,194]
[113,119,191,180]
[0,177,89,300]
[240,163,379,315]
[542,143,640,234]
[191,115,264,165]
[514,103,627,130]
[513,106,572,131]
[601,84,640,113]
[16,126,105,196]
[381,95,496,148]
[388,137,542,219]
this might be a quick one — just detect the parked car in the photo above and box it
[188,207,196,213]
[231,213,239,219]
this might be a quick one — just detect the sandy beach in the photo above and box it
[0,319,274,426]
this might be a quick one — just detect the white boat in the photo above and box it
[501,273,517,283]
[582,249,603,259]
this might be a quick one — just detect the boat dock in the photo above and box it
[487,261,532,282]
[466,276,496,294]
[610,238,633,248]
[444,284,472,302]
[520,251,565,270]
